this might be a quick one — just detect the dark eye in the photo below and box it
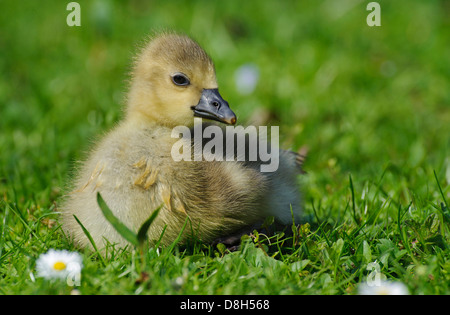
[171,73,190,86]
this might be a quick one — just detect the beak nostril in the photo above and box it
[194,89,235,124]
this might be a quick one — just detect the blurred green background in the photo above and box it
[0,0,449,221]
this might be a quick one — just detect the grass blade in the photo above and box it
[137,204,162,247]
[6,202,43,246]
[0,201,9,257]
[73,214,107,266]
[434,170,448,209]
[349,174,357,223]
[97,192,138,247]
[166,216,190,254]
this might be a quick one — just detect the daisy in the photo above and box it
[358,280,409,295]
[36,249,83,283]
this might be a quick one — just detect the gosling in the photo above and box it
[61,32,303,249]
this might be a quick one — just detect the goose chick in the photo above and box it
[61,33,302,249]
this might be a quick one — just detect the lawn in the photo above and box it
[0,0,449,295]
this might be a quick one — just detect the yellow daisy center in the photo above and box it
[53,261,67,271]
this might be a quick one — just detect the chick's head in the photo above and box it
[126,33,235,127]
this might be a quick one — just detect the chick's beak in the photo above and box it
[191,89,236,125]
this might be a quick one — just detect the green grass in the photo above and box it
[0,0,449,295]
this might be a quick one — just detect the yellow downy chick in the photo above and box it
[61,32,302,249]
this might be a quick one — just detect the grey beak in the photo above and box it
[191,89,236,125]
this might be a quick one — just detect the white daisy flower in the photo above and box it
[358,280,409,295]
[36,249,83,283]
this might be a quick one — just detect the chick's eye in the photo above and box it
[172,73,190,86]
